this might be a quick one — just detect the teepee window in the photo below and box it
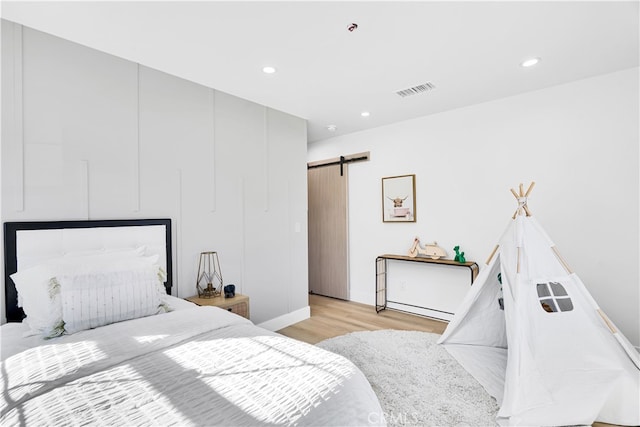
[549,282,568,296]
[536,282,573,313]
[555,298,574,311]
[537,284,551,298]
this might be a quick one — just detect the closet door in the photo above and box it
[307,163,349,300]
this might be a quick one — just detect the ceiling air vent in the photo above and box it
[395,82,436,98]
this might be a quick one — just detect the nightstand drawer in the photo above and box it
[223,300,249,318]
[185,294,250,320]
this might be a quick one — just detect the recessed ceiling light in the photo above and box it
[262,66,276,74]
[361,111,370,117]
[521,57,541,68]
[326,125,337,132]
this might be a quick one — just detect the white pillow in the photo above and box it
[11,252,161,336]
[58,266,164,335]
[11,264,65,335]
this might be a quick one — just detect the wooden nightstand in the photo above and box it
[185,294,250,320]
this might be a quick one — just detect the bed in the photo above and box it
[1,219,385,426]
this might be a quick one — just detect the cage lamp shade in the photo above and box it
[196,251,223,298]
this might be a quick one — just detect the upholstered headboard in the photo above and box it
[3,218,172,322]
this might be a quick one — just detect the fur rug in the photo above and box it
[317,330,499,426]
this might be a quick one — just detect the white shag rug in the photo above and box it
[316,330,499,427]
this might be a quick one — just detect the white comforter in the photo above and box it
[1,306,385,426]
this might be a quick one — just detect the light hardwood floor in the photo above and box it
[277,294,614,427]
[277,293,447,344]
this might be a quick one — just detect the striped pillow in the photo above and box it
[11,253,161,337]
[58,266,164,335]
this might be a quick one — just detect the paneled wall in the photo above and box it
[1,21,309,326]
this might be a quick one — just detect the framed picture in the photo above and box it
[382,174,416,222]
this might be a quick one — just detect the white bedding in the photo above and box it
[1,303,385,426]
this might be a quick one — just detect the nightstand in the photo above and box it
[185,294,250,320]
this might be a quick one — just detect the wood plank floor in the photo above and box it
[277,293,447,344]
[277,294,614,427]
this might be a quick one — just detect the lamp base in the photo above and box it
[198,284,221,299]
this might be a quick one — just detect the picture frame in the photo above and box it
[382,174,416,222]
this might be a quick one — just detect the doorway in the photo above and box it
[307,152,369,300]
[308,163,349,299]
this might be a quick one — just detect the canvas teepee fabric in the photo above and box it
[438,183,640,426]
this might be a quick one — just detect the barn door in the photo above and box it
[307,163,349,300]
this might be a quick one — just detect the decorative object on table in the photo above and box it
[196,251,223,298]
[382,174,416,222]
[224,284,236,298]
[408,237,446,259]
[453,245,466,263]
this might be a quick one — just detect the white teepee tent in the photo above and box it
[438,182,640,426]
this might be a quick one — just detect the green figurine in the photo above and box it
[453,245,466,263]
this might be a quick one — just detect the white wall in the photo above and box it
[1,21,309,326]
[308,68,640,346]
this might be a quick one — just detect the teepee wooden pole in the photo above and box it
[596,309,640,369]
[524,181,536,197]
[596,309,617,334]
[523,181,535,216]
[510,182,535,217]
[510,188,521,218]
[486,244,500,265]
[551,246,573,274]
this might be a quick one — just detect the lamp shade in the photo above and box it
[196,251,223,298]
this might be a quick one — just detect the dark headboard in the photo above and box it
[4,218,172,323]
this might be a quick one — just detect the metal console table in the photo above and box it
[375,254,479,315]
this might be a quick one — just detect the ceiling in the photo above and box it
[2,1,638,143]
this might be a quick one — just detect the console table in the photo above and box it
[375,254,479,318]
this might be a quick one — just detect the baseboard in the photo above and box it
[349,289,375,306]
[386,301,453,322]
[257,305,310,332]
